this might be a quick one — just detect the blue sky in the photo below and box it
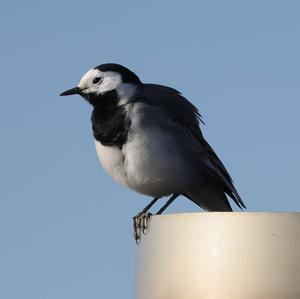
[1,1,299,298]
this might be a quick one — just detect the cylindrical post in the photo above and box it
[136,212,300,299]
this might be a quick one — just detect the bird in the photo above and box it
[60,63,246,242]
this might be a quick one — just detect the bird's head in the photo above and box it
[60,63,141,106]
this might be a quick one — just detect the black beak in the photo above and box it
[60,87,82,96]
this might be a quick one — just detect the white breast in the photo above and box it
[94,140,129,188]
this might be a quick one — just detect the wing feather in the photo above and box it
[135,84,246,209]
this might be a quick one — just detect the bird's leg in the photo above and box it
[133,197,160,244]
[134,197,160,219]
[155,193,180,215]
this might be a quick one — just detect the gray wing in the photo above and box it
[135,84,246,210]
[136,83,204,128]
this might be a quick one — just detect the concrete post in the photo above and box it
[136,212,300,299]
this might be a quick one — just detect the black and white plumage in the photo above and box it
[60,63,245,240]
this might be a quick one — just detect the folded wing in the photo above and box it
[135,84,246,210]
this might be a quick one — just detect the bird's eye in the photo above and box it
[92,77,102,84]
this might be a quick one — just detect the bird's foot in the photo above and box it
[133,212,152,244]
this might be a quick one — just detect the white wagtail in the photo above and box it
[60,63,245,242]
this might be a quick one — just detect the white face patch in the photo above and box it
[77,69,123,96]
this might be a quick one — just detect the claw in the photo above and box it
[133,215,141,244]
[133,212,152,244]
[142,212,152,234]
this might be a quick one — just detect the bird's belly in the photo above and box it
[94,140,129,188]
[122,128,189,197]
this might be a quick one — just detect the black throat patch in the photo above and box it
[89,90,131,148]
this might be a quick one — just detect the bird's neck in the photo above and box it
[116,83,137,105]
[90,91,130,148]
